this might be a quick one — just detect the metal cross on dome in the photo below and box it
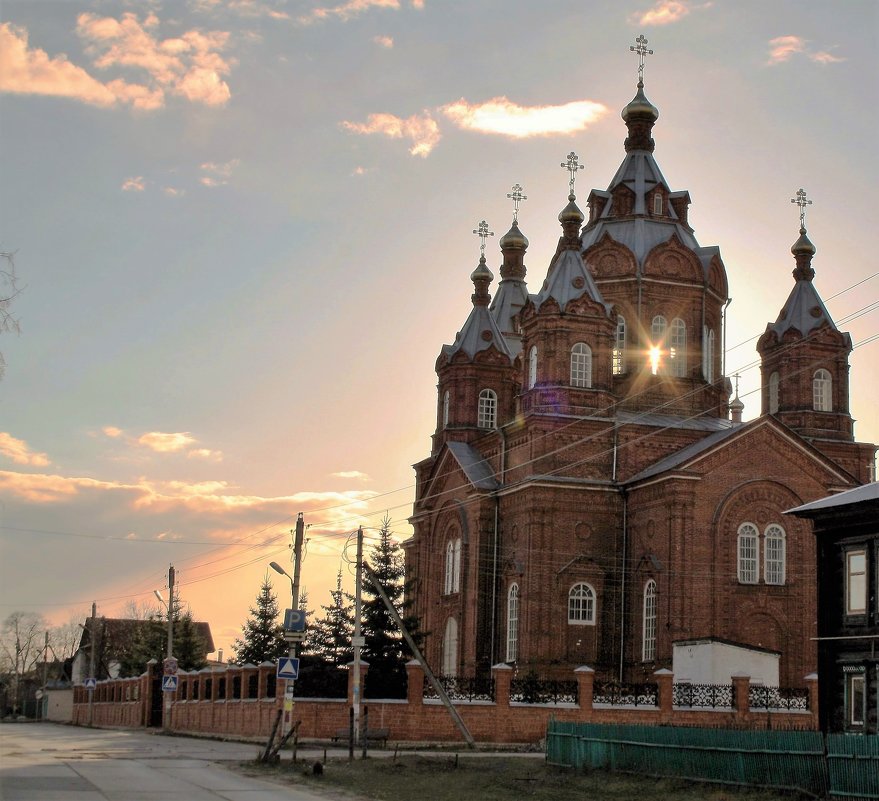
[630,34,654,83]
[561,152,584,195]
[507,184,527,223]
[791,188,812,229]
[472,220,494,256]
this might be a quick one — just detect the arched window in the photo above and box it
[703,328,715,383]
[442,390,450,428]
[653,194,663,216]
[651,315,667,342]
[813,369,832,411]
[444,539,462,594]
[642,580,657,661]
[528,346,538,389]
[764,525,786,585]
[442,617,458,677]
[613,315,626,375]
[737,523,759,584]
[567,583,595,625]
[570,343,592,388]
[670,318,686,377]
[506,584,519,662]
[477,389,496,429]
[768,372,779,414]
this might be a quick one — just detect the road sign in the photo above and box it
[162,675,179,692]
[35,689,44,700]
[163,657,178,675]
[352,635,365,648]
[283,608,306,632]
[84,678,97,690]
[277,657,300,680]
[283,631,305,643]
[285,683,296,698]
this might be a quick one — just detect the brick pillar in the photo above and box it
[492,663,512,707]
[732,673,751,721]
[654,668,674,719]
[347,660,369,705]
[804,672,819,729]
[574,666,594,718]
[406,660,424,706]
[258,663,271,699]
[226,667,234,700]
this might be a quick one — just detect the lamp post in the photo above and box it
[270,561,296,608]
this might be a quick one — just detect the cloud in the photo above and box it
[351,166,372,176]
[767,35,844,66]
[137,431,197,453]
[200,158,240,186]
[299,0,402,25]
[631,0,694,26]
[163,186,185,197]
[121,177,145,192]
[102,426,124,438]
[441,97,608,138]
[331,470,370,481]
[341,111,440,156]
[0,433,50,467]
[192,0,291,20]
[0,16,233,110]
[187,448,224,462]
[374,35,394,48]
[0,23,118,107]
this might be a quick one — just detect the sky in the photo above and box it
[1,0,877,659]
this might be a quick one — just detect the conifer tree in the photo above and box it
[360,516,422,697]
[304,570,353,666]
[233,574,287,665]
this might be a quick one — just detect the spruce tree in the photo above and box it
[233,574,287,665]
[175,611,207,671]
[305,570,353,666]
[360,516,422,698]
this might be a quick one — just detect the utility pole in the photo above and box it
[87,602,96,727]
[40,631,48,720]
[352,526,364,744]
[166,565,175,661]
[279,513,306,741]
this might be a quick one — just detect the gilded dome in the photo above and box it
[558,192,585,225]
[499,221,529,250]
[791,227,816,257]
[622,81,659,123]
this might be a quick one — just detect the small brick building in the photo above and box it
[404,75,875,688]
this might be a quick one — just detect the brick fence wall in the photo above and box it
[72,661,819,744]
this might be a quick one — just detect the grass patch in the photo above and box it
[240,754,810,801]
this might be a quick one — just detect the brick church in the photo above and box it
[404,53,875,687]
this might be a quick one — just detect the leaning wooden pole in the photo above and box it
[363,564,476,749]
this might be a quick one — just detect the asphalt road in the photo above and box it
[0,722,342,801]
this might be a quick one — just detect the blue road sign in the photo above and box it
[283,608,306,632]
[162,675,179,692]
[277,657,300,680]
[84,677,97,690]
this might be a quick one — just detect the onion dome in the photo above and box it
[558,192,585,225]
[499,221,529,250]
[622,81,659,123]
[791,227,816,257]
[729,394,745,424]
[470,255,493,307]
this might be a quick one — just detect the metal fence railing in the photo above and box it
[672,682,734,709]
[509,677,578,705]
[592,681,658,707]
[424,675,495,702]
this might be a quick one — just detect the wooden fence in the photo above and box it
[547,721,879,800]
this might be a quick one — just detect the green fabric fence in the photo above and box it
[546,721,829,797]
[827,734,879,800]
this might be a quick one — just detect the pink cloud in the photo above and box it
[631,0,692,25]
[341,111,440,157]
[441,97,607,138]
[331,470,370,481]
[76,12,233,107]
[767,35,845,66]
[200,159,240,186]
[0,23,118,107]
[187,448,224,462]
[300,0,401,24]
[374,35,394,48]
[0,433,50,467]
[102,426,124,437]
[121,177,145,192]
[137,431,197,453]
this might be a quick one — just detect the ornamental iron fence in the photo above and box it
[748,685,809,711]
[509,675,578,705]
[423,674,495,702]
[592,681,658,707]
[672,682,734,709]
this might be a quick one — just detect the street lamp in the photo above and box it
[269,561,295,607]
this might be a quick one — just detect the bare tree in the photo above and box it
[1,249,22,379]
[50,613,89,662]
[0,612,48,715]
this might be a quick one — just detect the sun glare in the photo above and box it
[649,346,661,375]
